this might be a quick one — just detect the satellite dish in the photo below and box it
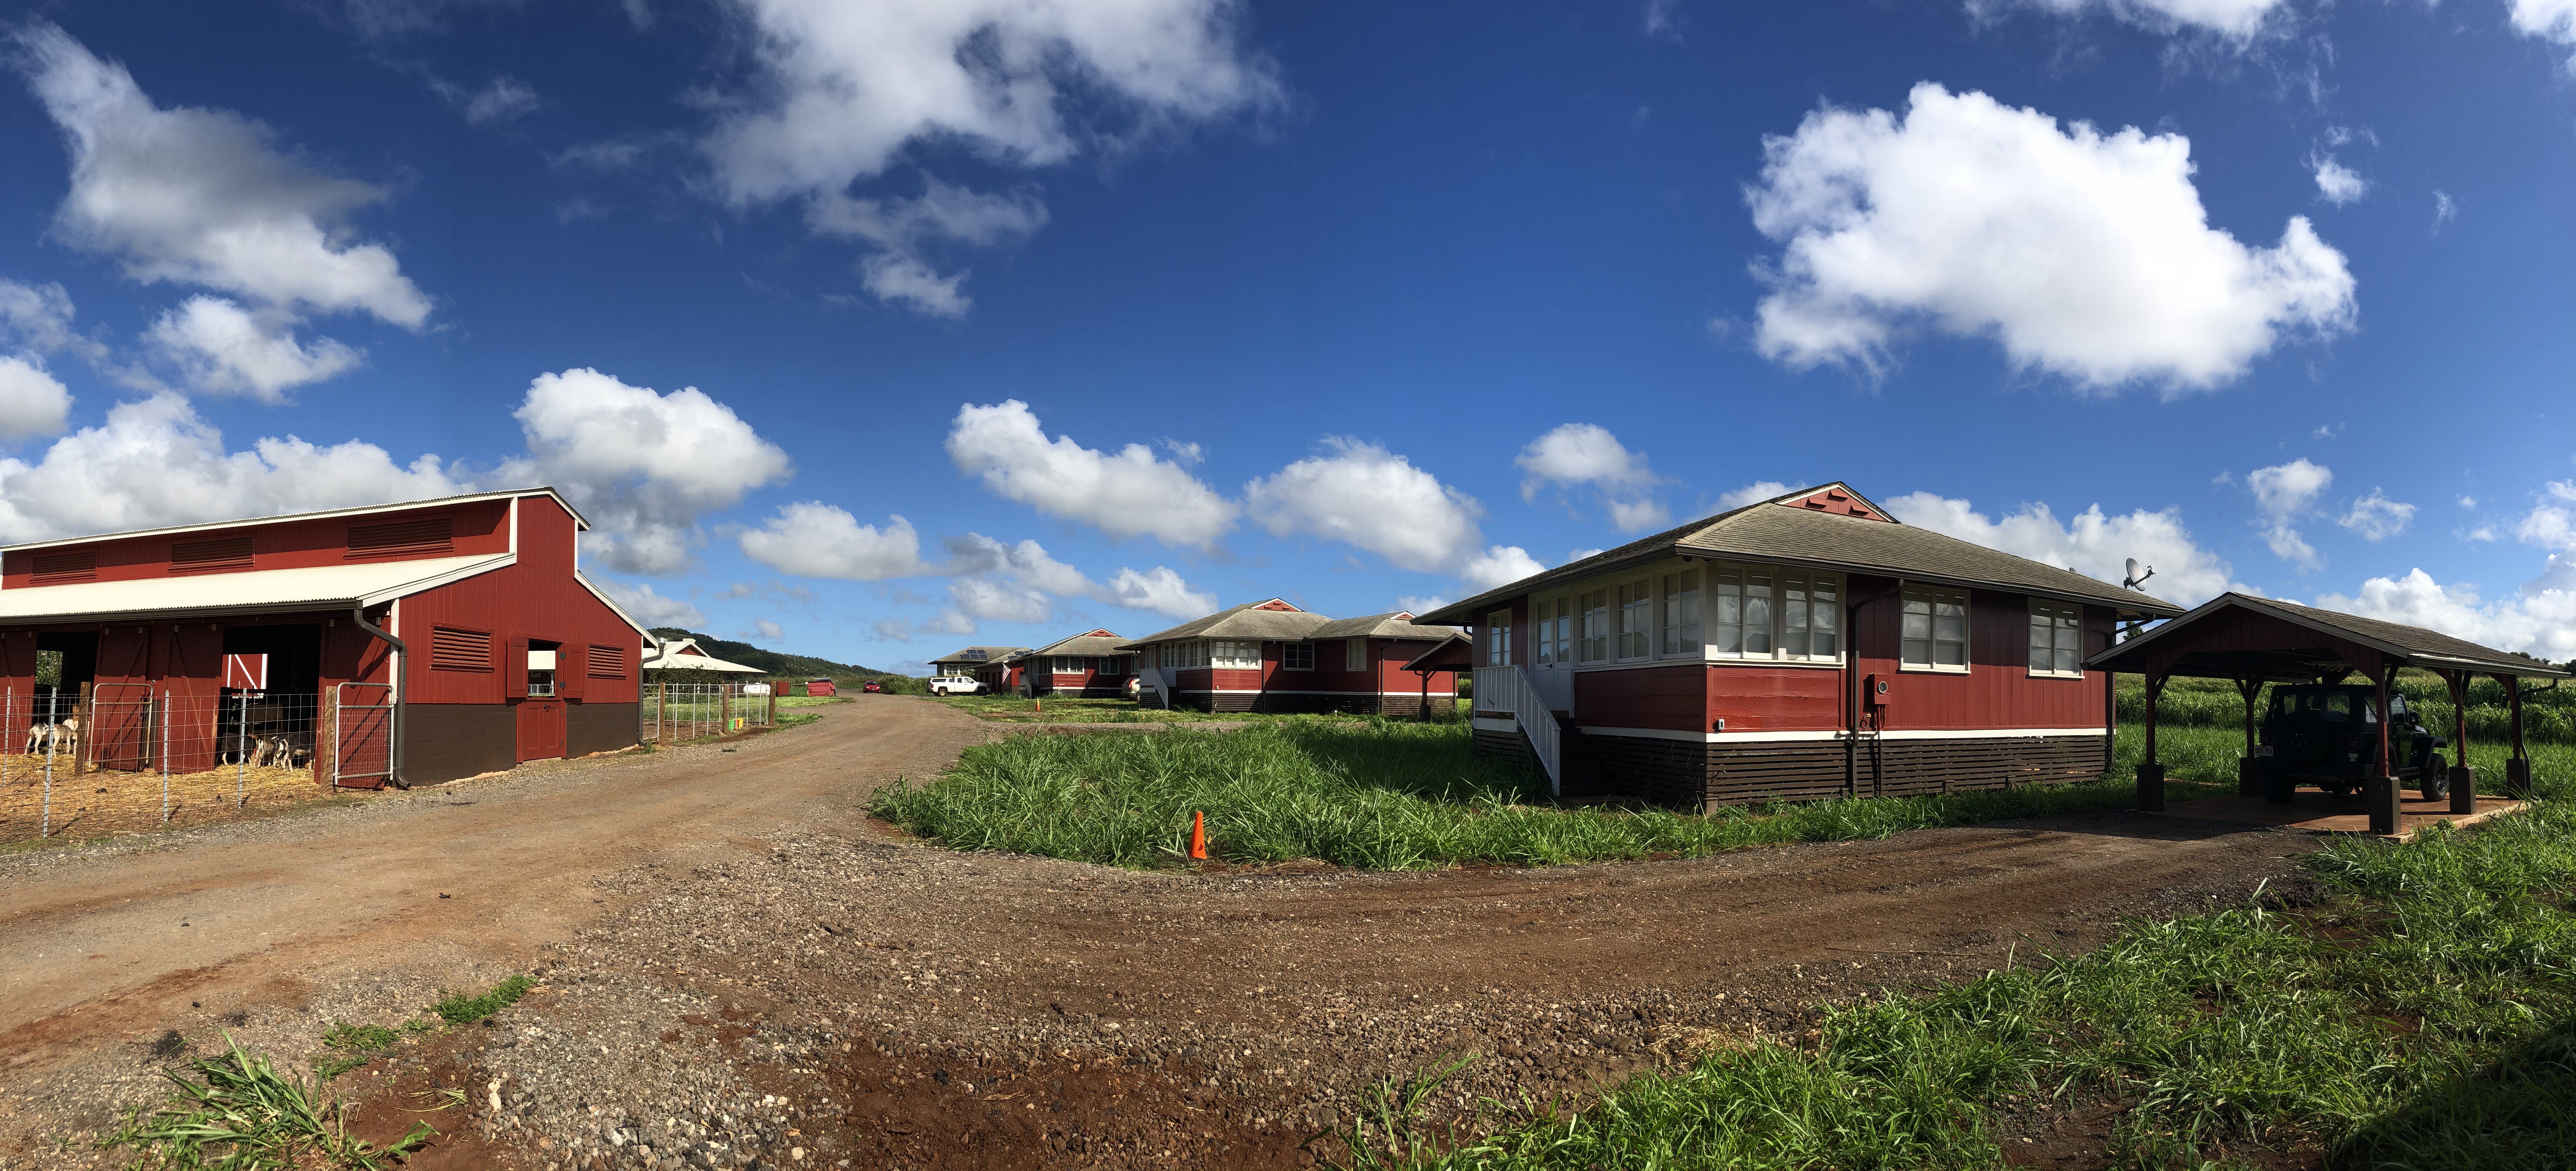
[2122,557,2156,591]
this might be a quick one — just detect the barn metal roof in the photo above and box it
[641,637,766,674]
[1307,612,1465,642]
[2087,592,2572,680]
[1417,482,2185,626]
[1117,600,1333,648]
[0,487,590,553]
[0,553,515,623]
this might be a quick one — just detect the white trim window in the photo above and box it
[1708,565,1775,657]
[1485,610,1513,667]
[1617,579,1652,659]
[2029,600,2084,678]
[1779,571,1837,661]
[1578,588,1610,662]
[1282,641,1315,671]
[1210,639,1262,670]
[1161,640,1213,669]
[1661,570,1700,656]
[1345,638,1367,671]
[1533,596,1572,665]
[1901,588,1970,672]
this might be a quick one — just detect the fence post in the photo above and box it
[41,687,54,839]
[236,693,248,808]
[657,682,666,744]
[74,680,89,777]
[720,685,731,735]
[160,691,171,824]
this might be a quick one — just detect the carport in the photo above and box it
[2088,592,2570,834]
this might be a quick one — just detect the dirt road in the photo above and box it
[0,698,2319,1170]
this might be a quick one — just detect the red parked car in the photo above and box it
[862,679,883,693]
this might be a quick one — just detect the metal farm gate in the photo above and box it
[331,682,395,789]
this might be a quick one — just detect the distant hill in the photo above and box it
[647,628,900,680]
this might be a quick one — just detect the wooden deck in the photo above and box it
[2152,789,2526,840]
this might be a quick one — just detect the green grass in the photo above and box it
[870,718,2241,871]
[774,694,851,709]
[927,693,1378,724]
[2122,670,2576,745]
[100,1033,434,1169]
[429,974,534,1027]
[1331,756,2576,1170]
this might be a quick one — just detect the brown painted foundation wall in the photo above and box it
[567,701,639,758]
[402,703,515,785]
[1191,691,1461,716]
[1480,730,2107,811]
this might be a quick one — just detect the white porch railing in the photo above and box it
[1472,664,1561,794]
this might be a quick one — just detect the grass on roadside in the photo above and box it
[101,1033,435,1170]
[870,718,2243,871]
[928,693,1394,724]
[1331,757,2576,1171]
[432,974,534,1026]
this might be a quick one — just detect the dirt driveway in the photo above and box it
[0,698,2320,1170]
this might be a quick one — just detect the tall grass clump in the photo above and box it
[869,719,2230,871]
[1337,758,2576,1170]
[101,1033,434,1169]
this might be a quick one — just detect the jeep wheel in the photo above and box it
[2262,769,2297,805]
[2420,753,2450,802]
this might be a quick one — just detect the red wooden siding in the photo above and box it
[1705,665,1844,732]
[0,499,511,588]
[1572,665,1705,732]
[1845,580,2108,731]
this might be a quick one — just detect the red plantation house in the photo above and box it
[927,645,1029,692]
[1024,629,1136,697]
[1417,484,2184,808]
[0,488,648,789]
[1123,600,1467,715]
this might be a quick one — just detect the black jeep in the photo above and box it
[2250,684,2448,805]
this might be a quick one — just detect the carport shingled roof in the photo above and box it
[1117,601,1332,648]
[1416,483,2185,626]
[2087,592,2573,679]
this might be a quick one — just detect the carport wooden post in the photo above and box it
[2136,672,2166,812]
[2499,673,2532,798]
[2369,661,2399,835]
[2235,678,2261,797]
[2442,669,2476,814]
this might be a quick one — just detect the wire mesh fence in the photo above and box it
[0,687,329,845]
[641,682,777,744]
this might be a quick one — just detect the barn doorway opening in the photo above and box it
[220,624,321,695]
[33,630,95,718]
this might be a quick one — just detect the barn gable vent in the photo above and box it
[30,549,97,584]
[430,626,494,672]
[347,515,455,558]
[587,644,627,678]
[171,535,255,574]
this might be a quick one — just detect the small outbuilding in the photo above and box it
[1022,629,1135,697]
[1122,600,1466,715]
[2086,592,2571,831]
[928,645,1030,693]
[0,488,648,789]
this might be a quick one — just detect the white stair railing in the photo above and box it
[1472,664,1561,794]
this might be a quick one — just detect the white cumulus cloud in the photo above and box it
[15,24,430,332]
[703,0,1277,315]
[1246,437,1543,591]
[2316,568,2576,663]
[145,296,362,401]
[0,355,74,442]
[2510,0,2576,68]
[948,575,1055,624]
[2247,458,2331,570]
[2337,489,2414,542]
[1885,491,2242,606]
[1745,83,2355,392]
[507,368,794,575]
[1515,422,1668,532]
[1457,545,1549,592]
[594,580,707,628]
[1715,481,1793,511]
[1105,566,1218,618]
[946,399,1235,546]
[738,502,927,580]
[2311,154,2367,205]
[1969,0,2289,38]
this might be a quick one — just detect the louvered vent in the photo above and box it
[430,626,493,672]
[586,644,627,678]
[171,535,255,573]
[30,549,97,584]
[347,516,454,559]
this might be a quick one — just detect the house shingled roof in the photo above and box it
[928,645,1030,667]
[1415,482,2185,626]
[1307,612,1465,642]
[1029,629,1130,657]
[1116,601,1332,648]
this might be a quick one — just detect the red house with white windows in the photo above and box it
[0,488,648,789]
[1417,484,2184,808]
[1024,629,1136,697]
[1122,600,1467,715]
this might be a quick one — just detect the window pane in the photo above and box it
[1901,597,1930,642]
[1711,569,1742,656]
[1619,580,1651,658]
[1902,638,1931,667]
[1782,576,1809,657]
[2056,609,2081,674]
[1812,578,1838,658]
[1744,572,1773,655]
[2030,609,2053,671]
[1662,570,1701,655]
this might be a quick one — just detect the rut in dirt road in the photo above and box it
[0,698,2317,1170]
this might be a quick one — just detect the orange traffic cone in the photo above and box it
[1190,810,1207,861]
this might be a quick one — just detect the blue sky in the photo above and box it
[0,0,2570,672]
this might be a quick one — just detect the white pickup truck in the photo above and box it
[927,675,987,696]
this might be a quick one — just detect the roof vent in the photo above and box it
[347,515,455,559]
[171,535,255,574]
[30,548,96,584]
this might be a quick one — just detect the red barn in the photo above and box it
[0,488,648,789]
[1024,629,1136,697]
[1124,600,1466,715]
[1416,483,2183,807]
